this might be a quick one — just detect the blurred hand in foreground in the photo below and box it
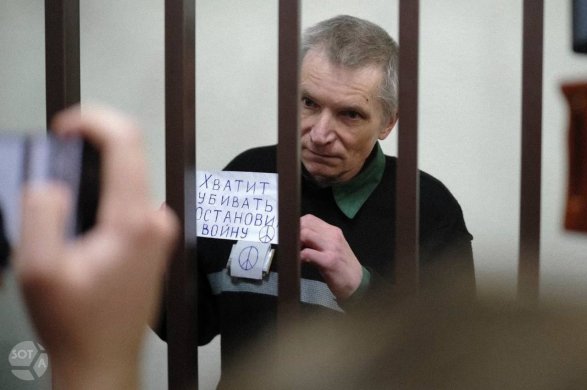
[14,105,178,390]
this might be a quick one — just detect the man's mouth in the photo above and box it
[305,149,337,160]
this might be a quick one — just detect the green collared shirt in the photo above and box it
[332,143,386,219]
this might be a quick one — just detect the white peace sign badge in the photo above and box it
[238,246,259,271]
[228,240,272,280]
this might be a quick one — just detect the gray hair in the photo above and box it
[302,15,399,121]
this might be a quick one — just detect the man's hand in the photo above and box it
[300,214,363,299]
[14,105,178,390]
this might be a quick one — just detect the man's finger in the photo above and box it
[301,213,326,228]
[15,184,70,283]
[301,247,328,267]
[300,225,328,251]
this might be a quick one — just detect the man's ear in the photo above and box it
[378,114,398,140]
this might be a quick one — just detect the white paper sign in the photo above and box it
[196,171,278,244]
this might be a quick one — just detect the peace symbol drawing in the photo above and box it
[238,246,259,271]
[258,225,276,243]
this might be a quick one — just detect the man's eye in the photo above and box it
[302,97,317,108]
[343,111,361,120]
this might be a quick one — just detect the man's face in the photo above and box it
[300,49,397,185]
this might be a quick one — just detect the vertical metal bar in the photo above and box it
[518,0,544,302]
[395,0,420,294]
[277,0,301,328]
[165,0,198,388]
[45,0,80,127]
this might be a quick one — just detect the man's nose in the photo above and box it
[310,112,336,145]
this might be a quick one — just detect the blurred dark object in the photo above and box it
[0,206,9,284]
[76,141,100,235]
[562,82,587,232]
[574,0,587,53]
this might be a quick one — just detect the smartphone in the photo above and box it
[0,134,100,269]
[574,0,587,54]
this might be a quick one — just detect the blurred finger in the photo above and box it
[156,206,180,267]
[15,184,70,283]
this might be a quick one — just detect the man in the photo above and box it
[178,15,475,377]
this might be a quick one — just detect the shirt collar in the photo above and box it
[332,143,385,219]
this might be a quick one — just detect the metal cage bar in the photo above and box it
[518,0,544,302]
[395,0,420,294]
[164,0,198,388]
[277,0,302,330]
[45,0,80,127]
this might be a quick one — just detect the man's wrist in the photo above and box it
[342,266,371,303]
[355,266,371,298]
